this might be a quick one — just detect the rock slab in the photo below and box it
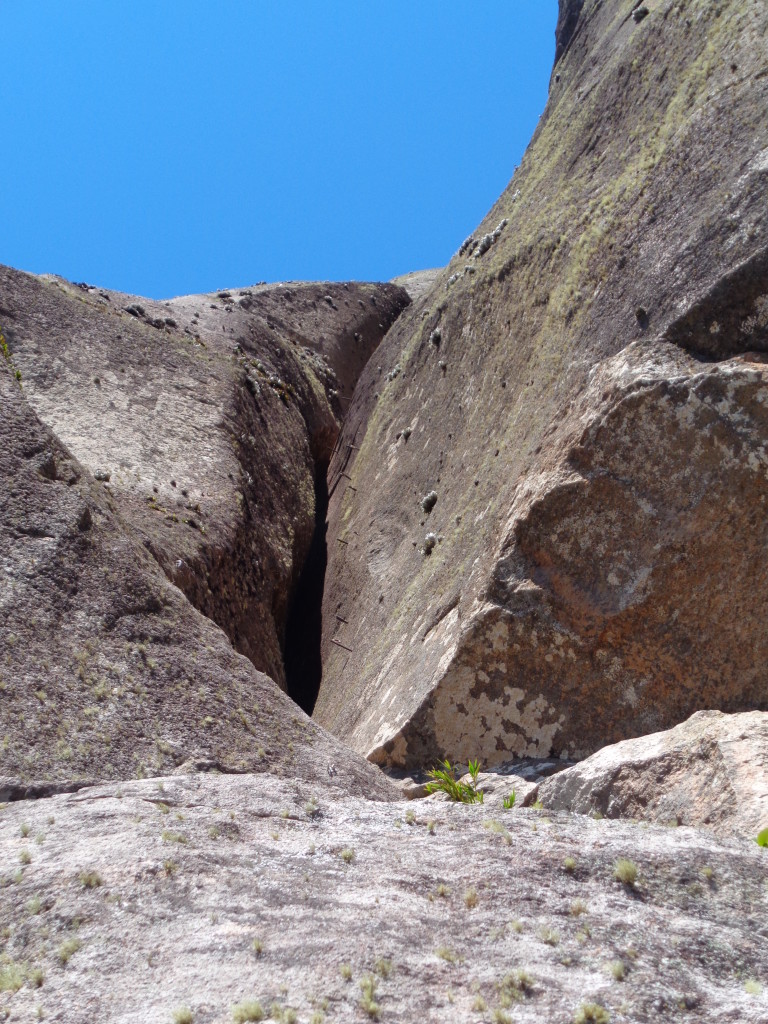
[534,709,768,838]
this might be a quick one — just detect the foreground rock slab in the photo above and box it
[534,709,768,838]
[1,774,766,1023]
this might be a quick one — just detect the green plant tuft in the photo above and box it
[58,937,82,965]
[359,975,380,1019]
[79,870,103,889]
[425,759,484,804]
[612,859,638,887]
[574,1003,610,1024]
[231,1000,265,1023]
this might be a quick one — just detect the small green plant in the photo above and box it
[484,819,511,842]
[79,870,103,889]
[436,883,450,898]
[464,886,478,909]
[232,1001,265,1023]
[531,799,543,810]
[374,958,393,978]
[271,1007,297,1024]
[20,823,31,838]
[573,1003,610,1024]
[172,1009,194,1024]
[492,1011,514,1024]
[162,830,188,845]
[340,963,352,981]
[359,975,380,1019]
[745,979,762,996]
[405,809,416,825]
[29,967,44,988]
[570,899,588,917]
[564,857,577,873]
[498,969,535,1006]
[502,792,516,809]
[340,848,355,864]
[613,859,638,887]
[19,849,31,865]
[472,995,487,1011]
[27,895,42,915]
[251,938,264,956]
[425,759,484,804]
[538,927,560,946]
[755,828,768,847]
[608,959,625,981]
[58,937,82,965]
[0,963,24,993]
[0,331,21,383]
[436,947,459,963]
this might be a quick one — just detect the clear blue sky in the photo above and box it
[1,2,557,299]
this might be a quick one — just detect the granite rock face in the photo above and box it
[0,267,407,696]
[0,271,404,791]
[534,710,768,837]
[316,0,768,768]
[1,771,767,1024]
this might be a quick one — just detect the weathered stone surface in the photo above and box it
[0,314,397,796]
[534,710,768,837]
[316,0,768,768]
[0,267,408,693]
[1,772,767,1023]
[390,268,443,302]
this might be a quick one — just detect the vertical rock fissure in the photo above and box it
[283,459,329,715]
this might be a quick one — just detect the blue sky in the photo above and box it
[1,2,557,299]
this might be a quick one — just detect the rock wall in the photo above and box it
[0,267,407,694]
[315,0,768,767]
[0,269,405,791]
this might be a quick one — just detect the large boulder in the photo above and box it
[533,710,768,838]
[0,270,405,790]
[315,0,768,767]
[0,267,408,696]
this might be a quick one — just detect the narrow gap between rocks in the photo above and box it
[283,459,329,715]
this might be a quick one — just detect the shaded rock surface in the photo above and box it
[0,282,401,794]
[0,266,408,693]
[1,773,767,1023]
[534,709,768,837]
[316,0,768,767]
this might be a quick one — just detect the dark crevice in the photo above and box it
[0,779,95,802]
[284,459,329,715]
